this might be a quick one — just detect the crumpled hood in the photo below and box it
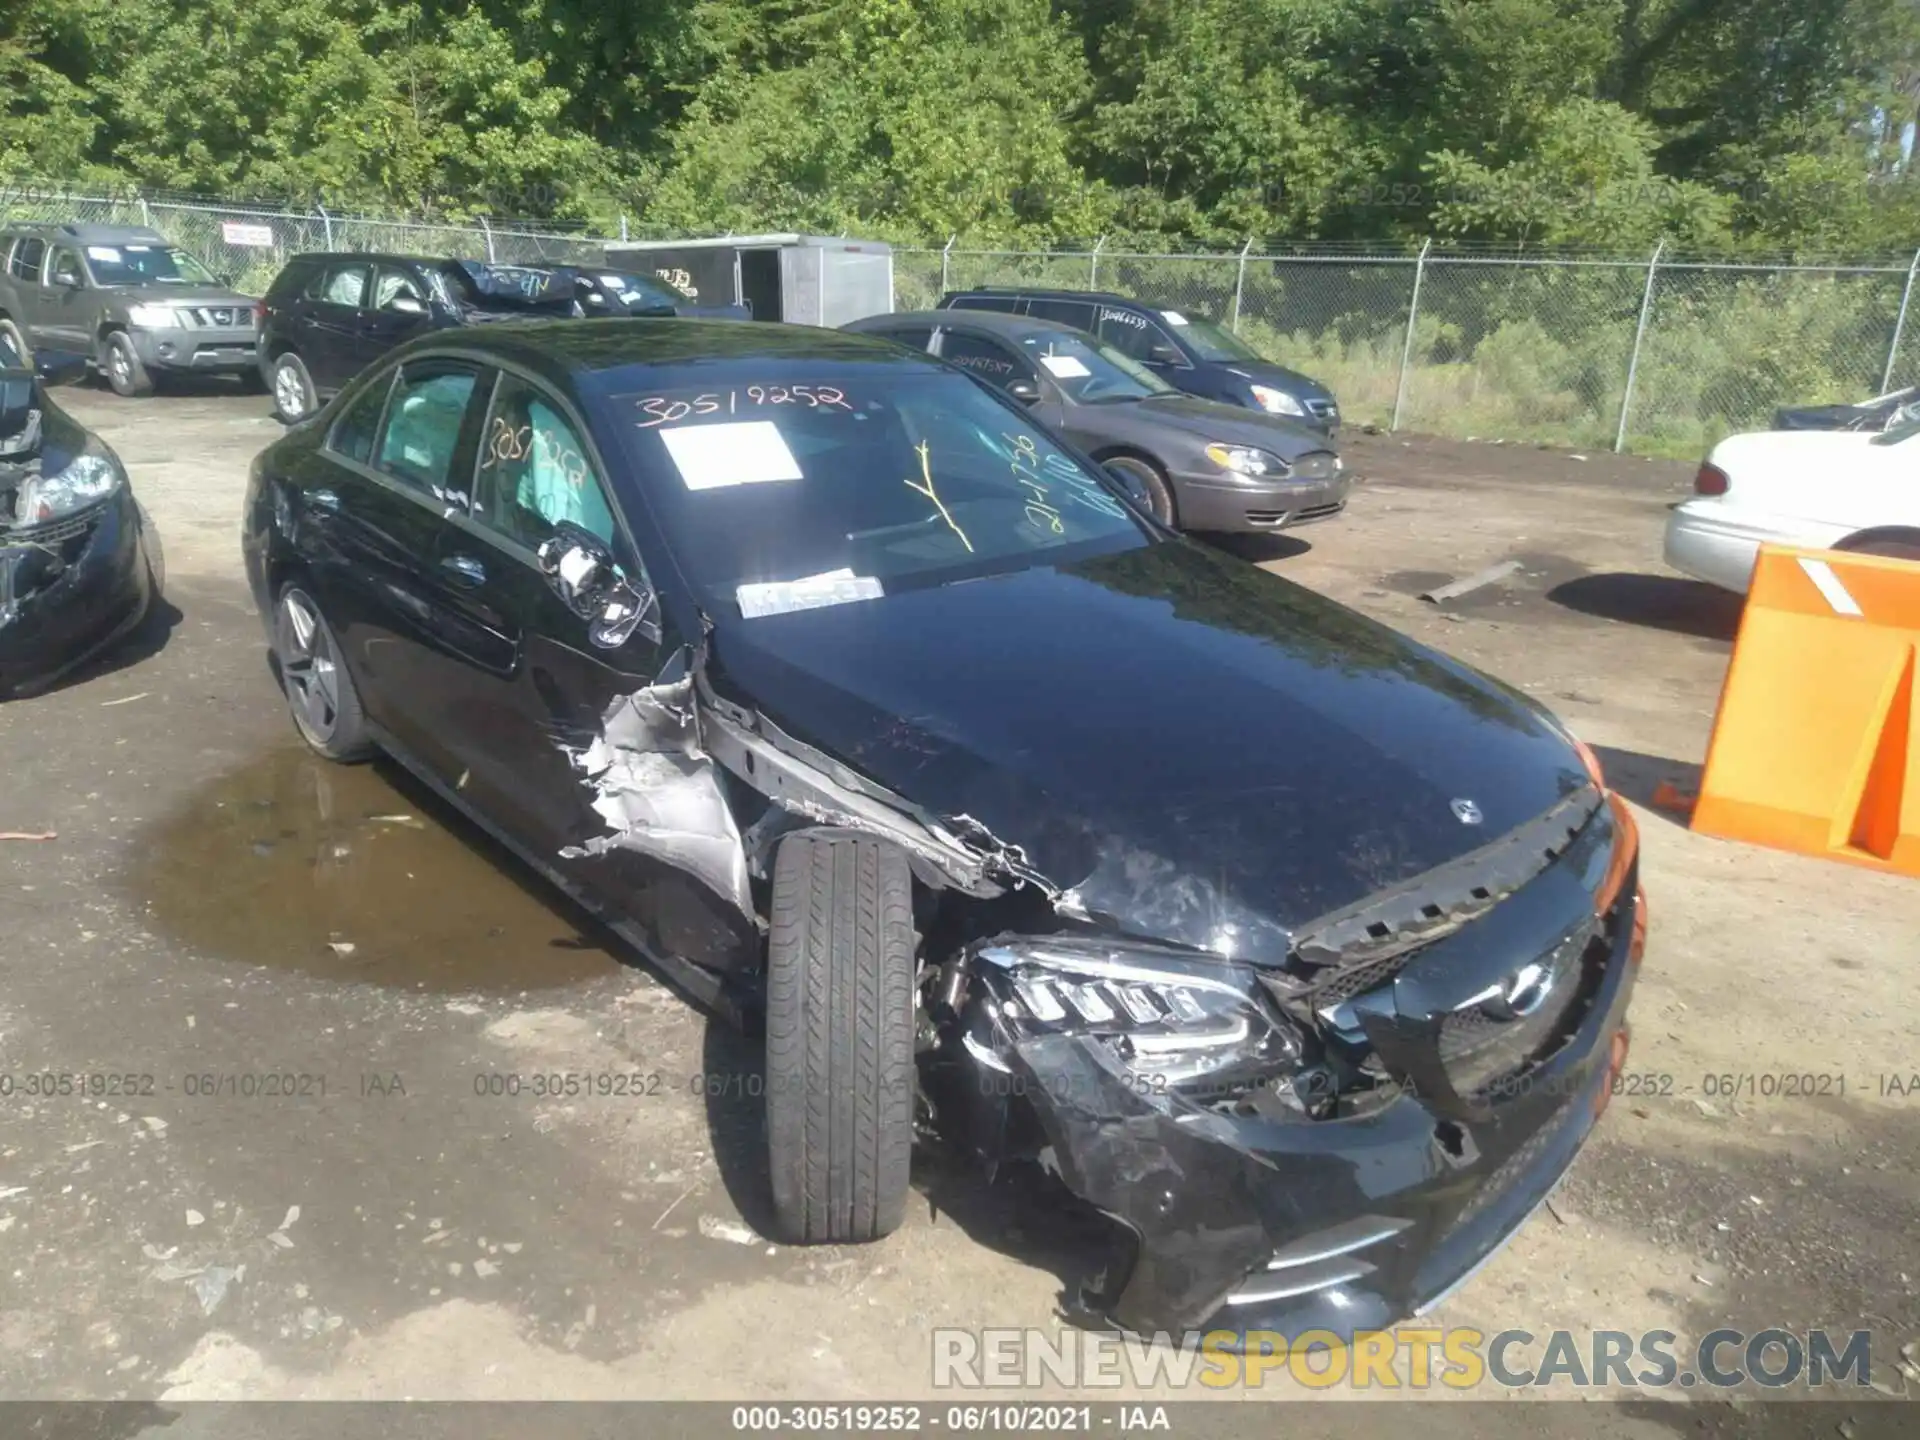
[708,540,1588,961]
[1125,394,1338,455]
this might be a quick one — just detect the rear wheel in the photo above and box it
[270,352,318,422]
[1837,532,1920,562]
[104,332,153,397]
[1103,453,1177,528]
[765,832,916,1244]
[274,584,373,762]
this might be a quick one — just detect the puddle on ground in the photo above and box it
[132,747,622,992]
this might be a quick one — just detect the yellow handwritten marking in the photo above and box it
[904,441,974,554]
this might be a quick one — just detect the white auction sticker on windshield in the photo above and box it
[86,246,122,262]
[659,420,802,491]
[737,569,883,619]
[1160,310,1190,326]
[1039,354,1091,379]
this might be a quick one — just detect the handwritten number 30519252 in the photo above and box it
[634,386,852,429]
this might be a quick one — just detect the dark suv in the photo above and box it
[940,289,1339,435]
[257,254,577,421]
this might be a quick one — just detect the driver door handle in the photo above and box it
[440,554,487,589]
[307,488,340,514]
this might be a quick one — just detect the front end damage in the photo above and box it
[571,642,1644,1339]
[0,403,153,699]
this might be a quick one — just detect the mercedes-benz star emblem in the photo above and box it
[1450,797,1484,825]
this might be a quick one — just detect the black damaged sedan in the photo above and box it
[0,337,164,698]
[241,319,1645,1340]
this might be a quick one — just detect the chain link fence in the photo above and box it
[0,183,615,302]
[6,175,1916,458]
[900,243,1920,457]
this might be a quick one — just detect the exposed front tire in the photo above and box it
[273,584,374,762]
[1103,453,1178,528]
[1837,531,1920,562]
[104,332,153,397]
[270,352,318,423]
[765,832,916,1245]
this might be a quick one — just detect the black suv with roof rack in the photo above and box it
[940,288,1339,435]
[0,224,260,397]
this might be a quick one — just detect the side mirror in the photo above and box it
[1007,378,1042,404]
[1146,344,1183,366]
[536,523,657,648]
[33,349,88,387]
[218,273,236,289]
[53,270,84,290]
[1104,462,1156,512]
[389,294,426,316]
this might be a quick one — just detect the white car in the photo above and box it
[1663,420,1920,593]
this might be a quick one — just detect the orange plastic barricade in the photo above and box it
[1692,544,1920,875]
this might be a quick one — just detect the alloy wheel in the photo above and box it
[277,590,340,742]
[109,342,131,389]
[274,360,310,418]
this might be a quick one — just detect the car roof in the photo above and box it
[406,317,945,379]
[852,309,1095,342]
[945,287,1138,306]
[5,223,173,247]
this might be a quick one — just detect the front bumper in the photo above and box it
[1173,470,1352,534]
[0,487,153,697]
[966,796,1642,1341]
[127,325,259,375]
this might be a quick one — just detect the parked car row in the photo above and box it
[0,222,747,411]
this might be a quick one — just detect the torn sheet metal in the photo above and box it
[1055,842,1298,971]
[561,672,754,919]
[695,662,1043,898]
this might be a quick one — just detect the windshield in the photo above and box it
[1872,411,1920,445]
[1011,331,1173,404]
[84,243,218,287]
[598,364,1150,618]
[600,273,685,310]
[1168,313,1261,362]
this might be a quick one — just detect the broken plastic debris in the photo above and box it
[1419,560,1522,604]
[0,1186,26,1201]
[267,1232,294,1250]
[141,1243,177,1262]
[473,1259,499,1278]
[141,1116,168,1133]
[698,1214,757,1245]
[193,1266,241,1315]
[279,1205,300,1230]
[184,1209,206,1227]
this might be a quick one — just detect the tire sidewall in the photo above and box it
[105,333,148,397]
[0,318,28,367]
[272,353,315,422]
[1107,455,1177,527]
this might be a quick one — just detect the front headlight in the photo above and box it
[1250,384,1305,417]
[17,447,125,523]
[974,937,1302,1088]
[1204,443,1289,478]
[127,304,179,329]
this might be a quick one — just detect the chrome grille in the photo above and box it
[1436,921,1596,1098]
[2,508,98,548]
[186,306,252,329]
[1225,1215,1412,1307]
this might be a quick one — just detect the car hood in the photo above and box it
[1116,394,1336,454]
[109,284,255,308]
[707,540,1587,962]
[1218,359,1334,403]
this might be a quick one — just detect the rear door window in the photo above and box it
[8,238,45,283]
[947,294,1020,313]
[1096,305,1180,363]
[373,265,426,311]
[935,331,1035,391]
[374,361,482,496]
[867,325,936,352]
[312,264,370,308]
[1024,298,1097,331]
[328,368,397,467]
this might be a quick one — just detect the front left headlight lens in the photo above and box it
[1205,443,1289,478]
[1250,384,1306,417]
[974,938,1302,1088]
[17,446,125,524]
[127,304,180,328]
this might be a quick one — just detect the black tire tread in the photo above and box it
[766,832,915,1244]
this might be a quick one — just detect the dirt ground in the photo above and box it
[2,379,1917,1426]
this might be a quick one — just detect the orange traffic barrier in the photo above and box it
[1691,544,1920,875]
